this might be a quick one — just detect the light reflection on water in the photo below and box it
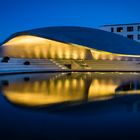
[1,72,140,139]
[0,72,140,108]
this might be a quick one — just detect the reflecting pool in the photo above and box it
[1,72,140,139]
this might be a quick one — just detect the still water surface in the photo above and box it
[0,72,140,139]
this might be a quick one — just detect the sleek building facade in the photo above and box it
[1,26,140,73]
[100,23,140,42]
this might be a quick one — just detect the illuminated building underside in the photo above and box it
[1,26,140,72]
[2,35,140,61]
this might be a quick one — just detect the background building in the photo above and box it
[100,23,140,42]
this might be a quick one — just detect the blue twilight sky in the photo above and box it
[0,0,140,42]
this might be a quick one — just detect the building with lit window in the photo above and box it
[100,23,140,42]
[1,26,140,73]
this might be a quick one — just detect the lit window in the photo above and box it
[127,26,134,32]
[138,34,140,40]
[111,27,114,32]
[117,27,123,32]
[127,35,133,40]
[138,26,140,31]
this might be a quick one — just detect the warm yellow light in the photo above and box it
[93,53,100,60]
[3,35,89,60]
[3,77,86,106]
[88,78,118,100]
[2,34,140,61]
[2,72,140,107]
[108,55,114,61]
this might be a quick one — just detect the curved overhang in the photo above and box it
[2,35,93,59]
[1,26,140,61]
[2,26,140,55]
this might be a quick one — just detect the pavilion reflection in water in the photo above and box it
[0,72,140,107]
